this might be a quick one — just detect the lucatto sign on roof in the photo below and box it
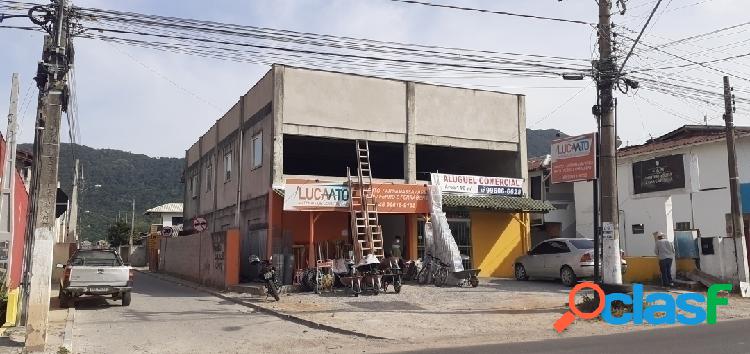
[551,133,597,184]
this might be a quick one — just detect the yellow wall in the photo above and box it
[623,256,697,283]
[470,211,529,278]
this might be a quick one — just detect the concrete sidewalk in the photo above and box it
[0,289,74,354]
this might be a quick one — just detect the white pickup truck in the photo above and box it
[57,249,133,307]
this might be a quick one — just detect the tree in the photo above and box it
[106,221,131,247]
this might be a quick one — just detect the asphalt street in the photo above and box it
[407,317,750,354]
[71,272,366,354]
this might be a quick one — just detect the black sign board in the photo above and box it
[632,154,685,194]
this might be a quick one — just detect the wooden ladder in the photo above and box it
[347,140,384,263]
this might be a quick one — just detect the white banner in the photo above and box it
[430,173,524,197]
[283,183,349,211]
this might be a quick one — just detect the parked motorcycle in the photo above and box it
[249,255,280,301]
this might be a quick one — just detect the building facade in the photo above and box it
[528,155,576,246]
[575,125,750,282]
[182,65,550,282]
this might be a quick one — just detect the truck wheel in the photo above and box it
[59,291,70,308]
[121,292,132,307]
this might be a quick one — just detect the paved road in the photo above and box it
[72,273,367,354]
[407,318,750,354]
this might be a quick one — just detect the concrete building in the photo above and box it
[574,125,750,282]
[145,203,184,227]
[178,65,551,284]
[528,155,576,246]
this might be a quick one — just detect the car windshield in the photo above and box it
[71,250,122,266]
[569,239,594,250]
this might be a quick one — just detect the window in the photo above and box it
[206,162,213,192]
[224,150,232,181]
[675,222,691,231]
[530,242,556,255]
[71,250,122,267]
[190,174,198,198]
[172,216,184,226]
[548,241,570,253]
[252,133,262,168]
[632,224,645,234]
[569,239,594,250]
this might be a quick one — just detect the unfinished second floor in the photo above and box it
[184,65,529,220]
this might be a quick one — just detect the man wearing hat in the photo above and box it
[653,231,675,287]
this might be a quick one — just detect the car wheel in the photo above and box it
[514,264,529,281]
[560,266,577,287]
[121,292,132,307]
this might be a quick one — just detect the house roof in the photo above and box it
[528,155,548,172]
[145,203,183,215]
[618,125,750,158]
[442,194,554,213]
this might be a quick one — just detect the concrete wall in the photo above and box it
[413,83,520,146]
[159,229,240,289]
[281,67,407,142]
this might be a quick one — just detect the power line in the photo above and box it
[384,0,594,25]
[617,0,664,76]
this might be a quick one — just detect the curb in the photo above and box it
[138,270,388,340]
[62,307,74,353]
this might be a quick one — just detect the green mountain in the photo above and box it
[17,128,563,241]
[18,143,184,242]
[526,128,567,158]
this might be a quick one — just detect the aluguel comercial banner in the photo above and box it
[550,133,597,184]
[430,173,524,197]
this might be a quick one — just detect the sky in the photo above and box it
[1,0,750,158]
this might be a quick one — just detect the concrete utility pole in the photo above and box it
[597,0,623,285]
[66,159,79,244]
[24,0,70,349]
[722,76,750,281]
[1,74,19,287]
[129,199,135,256]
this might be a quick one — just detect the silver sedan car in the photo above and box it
[514,238,628,286]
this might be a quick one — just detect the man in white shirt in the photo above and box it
[653,231,675,287]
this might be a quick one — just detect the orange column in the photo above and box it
[225,229,240,286]
[308,211,315,267]
[267,192,274,260]
[406,214,417,260]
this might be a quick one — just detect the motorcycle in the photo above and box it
[249,255,281,301]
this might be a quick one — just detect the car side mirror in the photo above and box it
[55,264,65,269]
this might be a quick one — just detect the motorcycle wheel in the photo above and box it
[267,281,280,301]
[469,276,479,288]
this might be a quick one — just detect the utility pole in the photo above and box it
[66,159,79,244]
[1,73,19,287]
[722,76,750,281]
[129,199,135,256]
[24,0,70,349]
[597,0,623,285]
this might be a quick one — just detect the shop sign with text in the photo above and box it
[431,173,524,197]
[551,133,597,184]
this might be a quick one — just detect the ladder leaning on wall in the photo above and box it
[347,140,384,263]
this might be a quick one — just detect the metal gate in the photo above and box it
[418,209,472,269]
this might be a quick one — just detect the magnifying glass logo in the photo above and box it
[554,282,606,333]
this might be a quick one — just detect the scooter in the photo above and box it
[250,255,281,301]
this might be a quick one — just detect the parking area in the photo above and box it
[227,278,637,344]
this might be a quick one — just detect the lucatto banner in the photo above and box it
[431,173,524,197]
[283,183,429,213]
[550,133,597,184]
